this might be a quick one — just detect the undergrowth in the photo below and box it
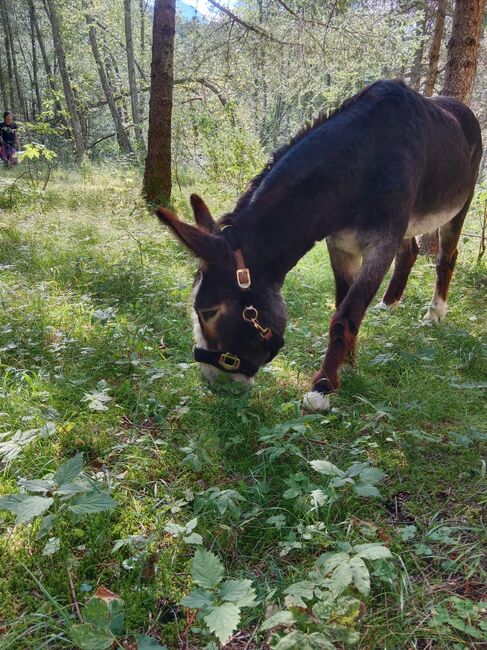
[0,165,485,649]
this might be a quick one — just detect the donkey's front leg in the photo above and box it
[303,237,401,411]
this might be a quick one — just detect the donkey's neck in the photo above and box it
[227,200,331,286]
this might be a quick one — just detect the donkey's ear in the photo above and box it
[190,194,217,233]
[156,207,229,263]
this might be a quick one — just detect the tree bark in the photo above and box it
[0,0,19,112]
[441,0,486,103]
[410,7,429,90]
[29,0,42,116]
[123,0,145,154]
[45,0,86,158]
[424,0,447,96]
[83,1,133,155]
[143,0,175,204]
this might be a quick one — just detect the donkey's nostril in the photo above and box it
[200,308,218,322]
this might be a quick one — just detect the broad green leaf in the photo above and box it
[354,543,392,560]
[43,537,60,556]
[345,462,368,477]
[84,598,111,628]
[181,589,215,609]
[56,481,88,498]
[353,482,382,498]
[203,602,240,644]
[137,636,168,650]
[18,479,54,493]
[0,495,53,524]
[53,453,84,486]
[398,525,417,542]
[349,555,370,595]
[108,599,125,636]
[183,532,203,545]
[260,609,294,631]
[358,466,386,484]
[315,551,350,575]
[284,580,316,607]
[330,561,353,597]
[274,630,336,649]
[69,623,113,650]
[69,491,118,515]
[164,522,185,535]
[220,579,257,607]
[191,548,224,590]
[36,514,56,539]
[309,460,345,477]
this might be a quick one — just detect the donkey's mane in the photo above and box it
[233,83,376,214]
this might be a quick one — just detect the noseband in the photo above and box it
[193,226,284,376]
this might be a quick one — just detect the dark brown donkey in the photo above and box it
[157,80,482,411]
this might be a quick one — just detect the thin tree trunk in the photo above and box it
[83,1,133,155]
[45,0,86,158]
[410,7,429,90]
[143,0,175,203]
[0,48,7,108]
[5,2,28,117]
[0,0,18,112]
[27,0,65,121]
[29,0,42,116]
[124,0,145,154]
[424,0,446,96]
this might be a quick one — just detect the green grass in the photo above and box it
[0,164,486,649]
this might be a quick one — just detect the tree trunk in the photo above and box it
[27,0,65,121]
[2,1,28,117]
[143,0,175,204]
[45,0,86,159]
[0,0,18,112]
[424,0,447,96]
[29,0,42,116]
[419,0,486,256]
[0,47,7,108]
[441,0,486,102]
[410,7,429,91]
[124,0,145,154]
[83,1,133,155]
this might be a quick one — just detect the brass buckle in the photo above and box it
[236,268,251,289]
[219,352,241,371]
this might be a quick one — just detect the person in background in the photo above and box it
[0,111,20,167]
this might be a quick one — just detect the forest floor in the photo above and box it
[0,166,486,650]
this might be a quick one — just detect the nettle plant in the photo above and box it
[181,547,258,647]
[0,453,117,554]
[308,460,387,500]
[262,543,393,649]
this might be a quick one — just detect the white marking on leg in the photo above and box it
[423,295,447,323]
[302,391,331,412]
[375,300,400,310]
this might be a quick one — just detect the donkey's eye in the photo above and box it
[200,308,218,322]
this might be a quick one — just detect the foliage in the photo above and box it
[181,547,258,645]
[0,453,117,554]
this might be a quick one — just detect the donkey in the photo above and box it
[157,80,482,411]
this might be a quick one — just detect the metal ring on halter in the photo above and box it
[242,306,258,322]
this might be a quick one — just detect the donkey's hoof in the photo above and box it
[423,301,447,323]
[375,300,399,310]
[302,391,331,412]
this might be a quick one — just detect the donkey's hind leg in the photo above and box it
[378,237,418,308]
[423,200,471,323]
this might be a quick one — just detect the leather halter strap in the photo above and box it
[193,224,283,376]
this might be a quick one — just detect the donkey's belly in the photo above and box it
[405,203,465,238]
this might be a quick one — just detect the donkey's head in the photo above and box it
[157,194,286,385]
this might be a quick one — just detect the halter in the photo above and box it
[193,226,284,376]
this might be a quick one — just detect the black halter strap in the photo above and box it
[193,225,284,376]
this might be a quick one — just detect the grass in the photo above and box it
[0,164,486,649]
